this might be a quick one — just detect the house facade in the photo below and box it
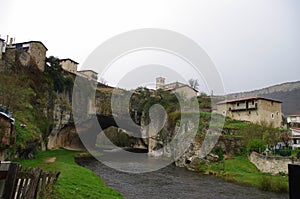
[216,96,282,127]
[6,41,47,71]
[0,109,15,160]
[155,77,197,99]
[77,70,98,81]
[60,58,78,74]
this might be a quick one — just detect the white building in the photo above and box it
[291,127,300,149]
[287,113,300,126]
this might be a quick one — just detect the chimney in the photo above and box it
[9,38,13,47]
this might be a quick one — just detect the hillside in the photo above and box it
[227,81,300,115]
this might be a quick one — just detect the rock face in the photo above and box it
[47,124,84,150]
[249,152,300,175]
[175,135,243,171]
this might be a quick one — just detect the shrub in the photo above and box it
[212,146,224,161]
[246,139,266,153]
[279,148,292,156]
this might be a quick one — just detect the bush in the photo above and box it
[297,150,300,159]
[246,139,266,153]
[279,148,292,156]
[212,146,224,161]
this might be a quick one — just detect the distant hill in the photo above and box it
[227,81,300,115]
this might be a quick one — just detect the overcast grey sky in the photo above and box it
[1,0,300,93]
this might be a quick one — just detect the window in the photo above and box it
[271,113,274,119]
[237,103,239,107]
[251,101,254,105]
[276,112,279,115]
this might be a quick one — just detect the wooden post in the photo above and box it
[1,162,19,199]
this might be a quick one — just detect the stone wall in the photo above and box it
[29,42,47,71]
[249,151,300,174]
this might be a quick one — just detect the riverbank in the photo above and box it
[16,149,123,199]
[198,155,289,193]
[77,153,288,198]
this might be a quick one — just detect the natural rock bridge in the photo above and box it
[77,114,146,148]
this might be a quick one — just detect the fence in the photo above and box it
[0,162,60,199]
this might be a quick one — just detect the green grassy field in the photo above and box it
[204,156,289,193]
[16,149,123,199]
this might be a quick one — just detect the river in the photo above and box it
[76,152,288,199]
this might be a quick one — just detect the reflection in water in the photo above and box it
[77,152,288,199]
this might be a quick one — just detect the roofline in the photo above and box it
[291,128,300,130]
[165,84,198,92]
[78,70,98,74]
[12,41,48,50]
[60,58,79,64]
[0,112,14,122]
[287,112,300,117]
[217,96,282,104]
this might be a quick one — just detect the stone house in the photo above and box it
[6,41,47,71]
[77,70,98,81]
[155,77,198,99]
[0,110,15,160]
[0,111,15,145]
[216,96,282,127]
[59,58,78,74]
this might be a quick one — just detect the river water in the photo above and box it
[77,152,288,199]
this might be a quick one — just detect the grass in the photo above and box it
[16,149,123,199]
[204,155,289,193]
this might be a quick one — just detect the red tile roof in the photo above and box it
[287,112,300,117]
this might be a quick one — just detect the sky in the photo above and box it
[1,0,300,94]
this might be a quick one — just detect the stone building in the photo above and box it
[155,77,198,99]
[216,96,282,127]
[77,70,98,81]
[59,58,78,74]
[0,109,15,160]
[6,41,47,71]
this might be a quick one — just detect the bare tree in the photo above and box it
[99,77,107,85]
[188,79,199,90]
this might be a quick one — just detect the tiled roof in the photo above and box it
[60,58,79,64]
[12,41,48,50]
[287,112,300,117]
[217,96,282,104]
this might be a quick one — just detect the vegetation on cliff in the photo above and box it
[0,56,74,157]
